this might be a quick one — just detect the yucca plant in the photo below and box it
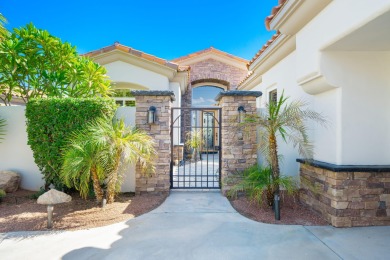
[0,116,6,143]
[61,117,156,203]
[227,164,298,207]
[244,90,327,201]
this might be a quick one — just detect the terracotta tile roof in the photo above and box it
[171,46,248,63]
[247,32,281,67]
[237,71,254,87]
[84,42,180,70]
[265,0,288,30]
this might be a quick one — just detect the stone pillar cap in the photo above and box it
[215,90,262,101]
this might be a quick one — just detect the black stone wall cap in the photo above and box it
[131,90,175,101]
[297,158,390,172]
[215,90,263,101]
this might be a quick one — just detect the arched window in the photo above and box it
[192,86,224,107]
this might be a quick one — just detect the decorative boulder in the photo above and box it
[0,170,21,193]
[37,189,72,205]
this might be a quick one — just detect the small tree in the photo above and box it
[245,91,326,200]
[61,118,156,203]
[0,23,111,105]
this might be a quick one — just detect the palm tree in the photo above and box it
[61,117,156,203]
[0,116,6,143]
[245,91,326,198]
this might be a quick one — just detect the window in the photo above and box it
[269,89,277,104]
[113,89,136,107]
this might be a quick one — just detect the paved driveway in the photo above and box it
[1,191,389,259]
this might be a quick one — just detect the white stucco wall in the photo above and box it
[320,52,390,165]
[312,88,341,164]
[0,107,44,191]
[170,82,182,145]
[0,106,138,192]
[296,0,390,83]
[295,1,390,165]
[115,107,137,192]
[105,61,170,90]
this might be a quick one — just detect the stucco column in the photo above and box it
[216,91,262,194]
[132,90,174,194]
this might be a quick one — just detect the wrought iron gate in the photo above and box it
[170,107,222,189]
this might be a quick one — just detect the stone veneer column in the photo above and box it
[132,90,174,194]
[215,91,262,194]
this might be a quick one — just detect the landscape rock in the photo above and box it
[0,170,21,193]
[37,189,72,205]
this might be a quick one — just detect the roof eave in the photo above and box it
[90,49,179,80]
[238,73,262,91]
[249,34,295,74]
[269,0,332,35]
[172,70,189,94]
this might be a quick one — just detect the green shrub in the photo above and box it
[30,187,46,200]
[227,164,298,207]
[26,97,116,189]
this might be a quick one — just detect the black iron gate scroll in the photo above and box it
[170,107,222,189]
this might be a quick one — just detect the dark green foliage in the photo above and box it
[30,187,46,200]
[227,164,298,207]
[25,97,116,189]
[0,23,112,106]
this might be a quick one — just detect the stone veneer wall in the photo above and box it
[189,59,247,89]
[299,160,390,227]
[216,91,262,193]
[132,91,174,194]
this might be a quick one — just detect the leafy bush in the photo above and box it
[30,187,46,200]
[0,23,111,106]
[227,164,298,207]
[26,97,116,189]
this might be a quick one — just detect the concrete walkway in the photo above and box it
[1,191,390,259]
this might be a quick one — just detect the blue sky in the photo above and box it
[0,0,278,60]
